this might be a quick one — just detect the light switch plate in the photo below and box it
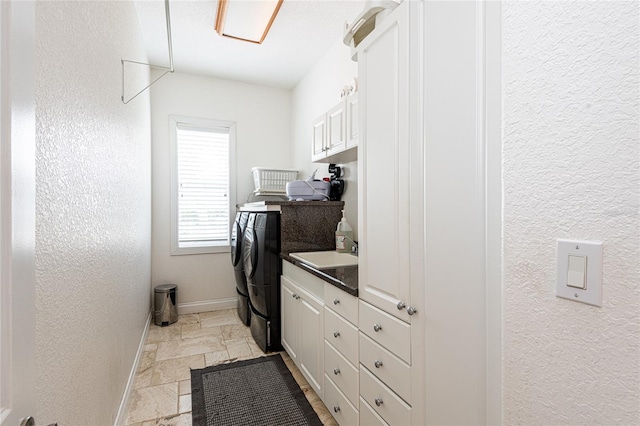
[556,239,603,307]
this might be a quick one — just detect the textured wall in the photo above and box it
[35,1,151,424]
[150,72,292,306]
[503,1,640,424]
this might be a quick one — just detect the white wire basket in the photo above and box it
[252,167,298,194]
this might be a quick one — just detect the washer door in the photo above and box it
[230,220,242,267]
[243,227,258,280]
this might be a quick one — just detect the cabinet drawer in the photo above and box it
[324,340,359,407]
[283,262,324,300]
[324,283,358,325]
[324,373,359,426]
[360,367,411,426]
[324,307,359,365]
[359,397,389,426]
[359,332,411,405]
[359,300,411,363]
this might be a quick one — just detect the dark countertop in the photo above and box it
[239,200,345,211]
[280,253,358,297]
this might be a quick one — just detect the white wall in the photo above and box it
[150,72,292,308]
[502,1,640,424]
[291,40,359,233]
[35,1,151,424]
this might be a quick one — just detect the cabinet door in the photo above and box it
[326,101,347,156]
[358,2,412,322]
[298,290,325,397]
[311,114,327,162]
[346,93,358,149]
[281,276,300,363]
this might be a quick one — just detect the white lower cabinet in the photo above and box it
[359,397,389,426]
[324,340,359,407]
[359,367,411,426]
[281,271,324,398]
[359,299,411,364]
[323,282,360,425]
[324,307,359,365]
[324,373,359,426]
[358,299,414,425]
[359,332,411,405]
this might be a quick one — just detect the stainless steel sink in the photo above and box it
[289,251,358,269]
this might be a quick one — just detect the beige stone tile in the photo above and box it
[204,349,230,366]
[199,308,236,318]
[156,335,226,361]
[177,314,200,325]
[304,386,322,405]
[178,379,191,396]
[299,382,312,393]
[200,311,241,328]
[137,351,155,374]
[178,394,192,414]
[181,325,222,340]
[318,407,337,426]
[141,412,192,426]
[151,355,204,385]
[220,323,251,340]
[125,383,178,424]
[228,354,255,363]
[180,323,200,332]
[146,325,181,343]
[133,367,153,389]
[246,337,264,357]
[225,337,253,359]
[144,343,158,352]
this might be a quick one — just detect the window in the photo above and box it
[170,116,236,255]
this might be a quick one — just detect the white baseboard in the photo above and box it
[177,297,238,315]
[114,311,152,426]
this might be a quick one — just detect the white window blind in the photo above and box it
[170,116,236,255]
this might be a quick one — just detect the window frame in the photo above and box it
[169,115,236,255]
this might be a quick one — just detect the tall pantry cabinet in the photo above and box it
[357,1,426,425]
[357,0,493,425]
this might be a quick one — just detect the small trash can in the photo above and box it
[154,284,178,326]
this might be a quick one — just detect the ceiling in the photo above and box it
[134,0,365,89]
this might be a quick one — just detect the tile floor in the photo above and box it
[124,308,338,425]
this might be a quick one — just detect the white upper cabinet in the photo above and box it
[346,93,358,150]
[326,101,347,156]
[312,114,327,161]
[357,0,412,323]
[312,93,358,163]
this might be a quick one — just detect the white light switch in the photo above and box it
[556,239,603,307]
[567,255,586,289]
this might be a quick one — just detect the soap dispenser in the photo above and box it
[335,210,353,253]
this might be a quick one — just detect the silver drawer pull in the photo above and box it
[407,306,418,315]
[333,368,341,375]
[333,406,340,413]
[397,301,406,310]
[374,360,383,368]
[333,298,340,305]
[373,323,382,332]
[375,398,383,406]
[292,293,297,299]
[333,331,340,338]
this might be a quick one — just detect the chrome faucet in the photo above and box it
[342,234,359,256]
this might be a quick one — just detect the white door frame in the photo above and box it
[0,1,36,424]
[485,2,503,424]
